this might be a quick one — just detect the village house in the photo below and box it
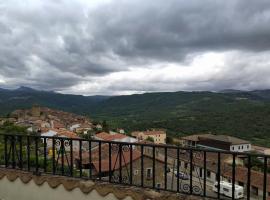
[94,132,138,143]
[131,130,167,144]
[76,144,166,189]
[181,134,252,152]
[41,128,80,152]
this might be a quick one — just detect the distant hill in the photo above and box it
[0,87,109,116]
[1,87,270,147]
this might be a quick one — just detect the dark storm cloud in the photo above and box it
[0,0,270,93]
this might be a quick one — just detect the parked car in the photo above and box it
[174,171,190,180]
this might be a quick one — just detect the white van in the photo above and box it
[213,181,244,199]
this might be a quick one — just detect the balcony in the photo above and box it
[0,134,269,200]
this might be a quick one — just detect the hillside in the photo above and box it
[1,87,270,146]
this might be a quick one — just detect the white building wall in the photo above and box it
[230,144,251,152]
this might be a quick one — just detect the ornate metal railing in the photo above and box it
[0,133,269,200]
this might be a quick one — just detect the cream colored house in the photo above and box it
[131,130,166,144]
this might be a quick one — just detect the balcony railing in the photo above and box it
[0,133,269,200]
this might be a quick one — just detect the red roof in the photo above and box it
[92,149,141,172]
[95,132,127,141]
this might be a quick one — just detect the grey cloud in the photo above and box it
[0,0,270,94]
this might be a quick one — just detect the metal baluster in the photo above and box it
[141,145,144,187]
[119,144,122,184]
[203,151,207,197]
[52,138,56,175]
[247,155,251,200]
[12,135,15,169]
[263,157,268,200]
[79,140,82,178]
[89,140,92,179]
[177,148,180,193]
[109,142,112,182]
[217,152,221,199]
[61,138,64,176]
[27,136,30,171]
[130,144,133,185]
[4,135,7,168]
[98,141,101,180]
[164,147,168,190]
[189,150,193,194]
[19,135,23,169]
[70,139,73,177]
[232,154,236,200]
[35,137,39,173]
[44,137,47,173]
[152,146,156,189]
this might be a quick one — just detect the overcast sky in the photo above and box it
[0,0,270,95]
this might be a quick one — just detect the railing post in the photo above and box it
[129,144,133,185]
[141,145,144,187]
[247,155,251,200]
[44,137,47,173]
[70,139,73,177]
[119,143,122,184]
[263,157,268,200]
[52,138,56,175]
[164,146,168,190]
[98,141,101,180]
[217,152,221,199]
[61,138,64,176]
[152,146,156,189]
[89,140,92,179]
[203,151,207,197]
[4,135,8,168]
[79,140,82,178]
[35,137,39,173]
[19,135,23,169]
[232,154,236,200]
[177,148,180,193]
[27,136,30,171]
[109,142,112,182]
[11,135,15,169]
[189,150,193,195]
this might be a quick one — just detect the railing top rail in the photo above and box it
[0,133,269,158]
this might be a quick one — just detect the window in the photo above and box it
[156,183,161,188]
[238,181,244,186]
[232,146,234,150]
[184,163,188,169]
[247,145,249,149]
[238,146,240,150]
[241,146,243,149]
[251,186,258,196]
[199,168,203,177]
[207,170,211,178]
[146,168,152,179]
[223,188,229,192]
[134,170,139,175]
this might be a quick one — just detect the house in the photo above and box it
[41,129,80,151]
[182,134,251,152]
[77,144,166,188]
[131,130,167,144]
[223,166,270,198]
[252,145,270,155]
[94,132,138,143]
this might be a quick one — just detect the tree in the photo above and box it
[102,120,109,132]
[146,136,154,142]
[166,136,173,144]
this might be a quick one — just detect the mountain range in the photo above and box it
[1,86,270,147]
